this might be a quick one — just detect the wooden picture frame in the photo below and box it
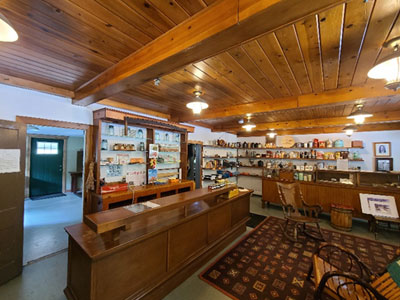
[373,142,391,157]
[375,158,393,172]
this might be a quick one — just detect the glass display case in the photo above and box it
[316,170,357,185]
[359,171,400,190]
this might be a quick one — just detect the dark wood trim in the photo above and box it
[16,116,89,130]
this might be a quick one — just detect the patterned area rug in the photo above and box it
[200,216,399,300]
[246,213,266,229]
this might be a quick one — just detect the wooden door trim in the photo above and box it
[16,116,89,130]
[16,116,94,215]
[26,135,68,197]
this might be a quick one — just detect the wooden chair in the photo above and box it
[276,182,325,242]
[310,243,400,300]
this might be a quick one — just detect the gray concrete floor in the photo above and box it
[23,193,82,265]
[0,195,398,300]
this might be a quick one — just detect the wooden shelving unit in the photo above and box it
[238,157,364,162]
[93,108,190,194]
[202,143,365,193]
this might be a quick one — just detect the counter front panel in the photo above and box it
[65,186,252,300]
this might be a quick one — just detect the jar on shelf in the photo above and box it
[139,142,145,151]
[108,124,114,136]
[101,139,108,151]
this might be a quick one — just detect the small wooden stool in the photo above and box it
[330,204,353,231]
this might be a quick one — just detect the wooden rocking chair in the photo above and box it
[276,182,325,242]
[310,243,400,299]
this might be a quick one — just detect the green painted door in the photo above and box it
[30,138,64,198]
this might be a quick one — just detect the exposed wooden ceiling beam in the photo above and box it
[97,99,171,120]
[73,0,347,106]
[177,85,400,122]
[237,122,400,136]
[214,110,400,132]
[0,73,74,98]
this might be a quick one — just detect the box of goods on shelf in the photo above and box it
[100,122,147,187]
[153,129,181,184]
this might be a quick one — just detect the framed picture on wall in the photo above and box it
[375,158,393,172]
[373,142,391,157]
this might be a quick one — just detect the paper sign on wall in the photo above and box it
[0,149,20,173]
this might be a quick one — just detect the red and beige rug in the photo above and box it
[200,216,399,300]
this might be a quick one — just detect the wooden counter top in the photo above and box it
[262,177,400,193]
[66,186,251,259]
[100,180,194,200]
[85,185,234,234]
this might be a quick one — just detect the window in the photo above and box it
[36,142,59,155]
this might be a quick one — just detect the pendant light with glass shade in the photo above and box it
[368,36,400,91]
[267,129,277,138]
[186,91,208,114]
[242,114,256,132]
[343,124,357,137]
[347,104,372,124]
[0,12,18,42]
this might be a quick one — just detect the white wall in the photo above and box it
[0,84,92,124]
[188,125,237,144]
[66,137,84,191]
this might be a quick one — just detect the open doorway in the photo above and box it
[23,125,85,265]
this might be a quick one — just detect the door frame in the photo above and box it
[26,134,68,198]
[16,116,93,215]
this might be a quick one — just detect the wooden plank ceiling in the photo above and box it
[0,0,400,135]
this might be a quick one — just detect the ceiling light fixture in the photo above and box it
[343,124,357,137]
[242,114,256,132]
[186,90,208,114]
[0,12,18,42]
[347,104,372,124]
[267,129,277,138]
[368,36,400,91]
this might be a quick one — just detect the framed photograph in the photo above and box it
[375,158,393,172]
[373,142,391,157]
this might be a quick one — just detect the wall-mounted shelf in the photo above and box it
[238,174,263,178]
[101,150,147,152]
[238,166,265,169]
[204,145,364,150]
[238,157,364,162]
[203,156,237,159]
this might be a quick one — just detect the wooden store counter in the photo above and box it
[262,174,400,219]
[92,180,195,211]
[64,186,252,300]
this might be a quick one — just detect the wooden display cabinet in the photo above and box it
[262,170,400,218]
[90,108,193,212]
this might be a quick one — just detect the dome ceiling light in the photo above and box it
[242,114,256,132]
[343,124,358,137]
[267,129,277,138]
[347,104,372,124]
[368,36,400,91]
[0,12,18,42]
[186,90,208,114]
